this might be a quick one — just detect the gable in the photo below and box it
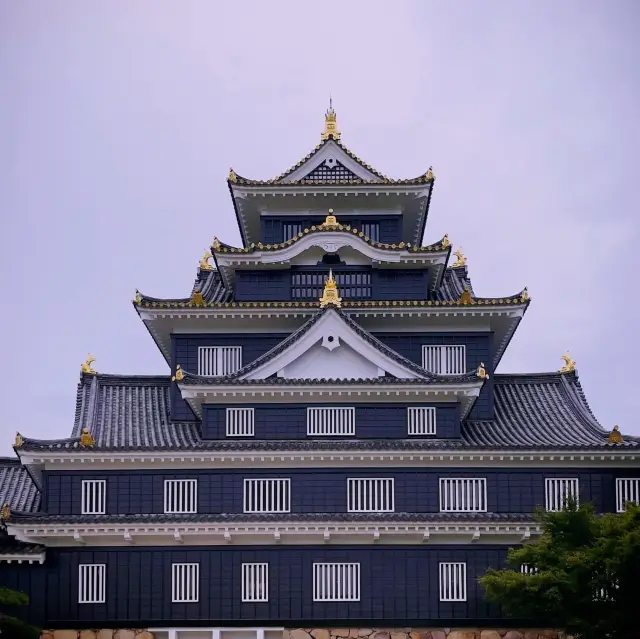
[281,140,382,184]
[242,309,423,381]
[302,159,361,183]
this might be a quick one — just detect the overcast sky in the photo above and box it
[0,1,639,455]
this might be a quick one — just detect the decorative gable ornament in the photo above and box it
[607,425,623,444]
[559,352,576,373]
[81,354,97,375]
[319,270,342,308]
[320,99,340,141]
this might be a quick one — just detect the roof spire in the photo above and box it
[321,98,341,141]
[319,269,342,308]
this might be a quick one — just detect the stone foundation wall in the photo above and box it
[41,632,153,639]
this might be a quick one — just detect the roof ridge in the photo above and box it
[557,374,606,436]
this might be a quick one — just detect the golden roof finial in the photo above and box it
[1,504,10,521]
[212,237,221,251]
[81,354,97,375]
[607,425,623,444]
[14,432,23,448]
[559,351,576,374]
[458,285,474,304]
[320,208,339,229]
[133,290,142,305]
[320,98,341,141]
[199,250,214,271]
[425,167,435,182]
[441,234,450,248]
[79,427,95,448]
[189,290,206,307]
[172,364,185,382]
[476,362,490,380]
[520,287,530,302]
[452,248,467,268]
[228,167,237,183]
[319,269,342,308]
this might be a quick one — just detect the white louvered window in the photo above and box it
[242,563,269,602]
[347,478,395,512]
[243,478,290,513]
[226,407,255,437]
[78,564,106,604]
[545,478,579,511]
[439,478,487,512]
[520,565,538,575]
[407,407,437,435]
[594,578,619,601]
[164,479,198,514]
[283,222,303,241]
[197,346,242,377]
[307,407,355,436]
[313,563,360,602]
[422,345,466,375]
[439,562,467,602]
[81,479,106,515]
[616,478,640,512]
[171,563,199,603]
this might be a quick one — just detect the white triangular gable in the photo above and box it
[281,141,382,184]
[243,310,422,381]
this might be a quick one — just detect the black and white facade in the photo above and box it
[1,105,639,637]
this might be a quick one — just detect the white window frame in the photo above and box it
[545,478,579,511]
[78,564,106,604]
[164,479,198,514]
[439,478,487,512]
[81,479,106,515]
[422,345,466,375]
[242,563,269,602]
[407,407,437,435]
[307,407,356,436]
[313,562,360,602]
[615,478,640,512]
[347,478,395,513]
[439,562,467,602]
[197,345,242,377]
[226,407,255,437]
[520,564,538,575]
[243,478,291,513]
[171,563,199,603]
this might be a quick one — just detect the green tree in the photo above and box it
[480,500,640,639]
[0,586,40,639]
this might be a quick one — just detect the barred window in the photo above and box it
[243,478,290,513]
[226,407,255,437]
[81,479,106,515]
[164,479,198,514]
[359,222,380,242]
[520,565,538,575]
[283,223,303,241]
[616,478,640,512]
[439,562,467,602]
[242,563,269,602]
[545,478,579,511]
[407,407,436,435]
[171,563,199,603]
[439,478,487,512]
[422,345,466,375]
[347,478,395,512]
[78,564,106,604]
[307,407,355,436]
[313,562,360,602]
[197,346,242,376]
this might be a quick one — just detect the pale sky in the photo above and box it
[1,0,639,455]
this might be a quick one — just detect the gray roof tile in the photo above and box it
[0,458,40,512]
[15,371,635,452]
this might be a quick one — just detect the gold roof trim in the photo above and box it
[319,270,342,308]
[79,427,95,447]
[607,425,623,444]
[199,250,214,271]
[320,99,341,141]
[1,504,10,521]
[559,352,576,374]
[451,248,467,268]
[172,364,185,382]
[14,432,23,448]
[81,354,97,375]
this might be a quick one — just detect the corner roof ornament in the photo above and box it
[320,98,341,142]
[607,424,623,444]
[319,208,339,229]
[199,250,214,271]
[81,354,97,375]
[79,427,95,447]
[558,351,576,373]
[451,248,467,268]
[319,269,342,308]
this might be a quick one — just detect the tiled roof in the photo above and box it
[7,512,534,525]
[179,307,483,386]
[14,371,636,453]
[0,458,40,512]
[0,531,45,558]
[434,266,475,301]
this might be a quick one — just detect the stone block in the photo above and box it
[331,631,351,638]
[503,633,523,639]
[481,632,501,639]
[447,633,476,639]
[80,632,97,639]
[430,632,446,639]
[358,632,373,638]
[53,632,78,639]
[372,633,390,639]
[311,631,330,639]
[391,633,408,639]
[114,632,136,639]
[290,631,313,639]
[135,633,154,639]
[40,634,55,639]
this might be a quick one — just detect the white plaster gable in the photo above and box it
[282,141,381,184]
[242,309,423,381]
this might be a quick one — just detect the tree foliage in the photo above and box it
[480,500,640,639]
[0,586,40,639]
